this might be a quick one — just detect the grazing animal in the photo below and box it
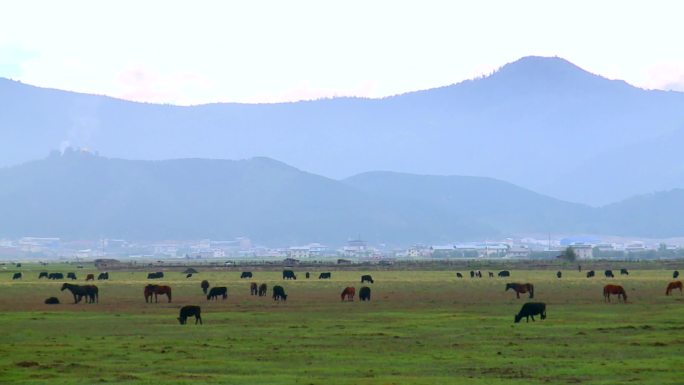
[456,272,463,278]
[178,305,202,325]
[361,274,374,284]
[470,271,475,278]
[258,283,267,296]
[319,272,332,279]
[38,272,48,279]
[44,297,60,305]
[673,270,679,279]
[505,283,534,299]
[488,272,494,278]
[498,270,511,277]
[665,281,683,296]
[603,284,627,302]
[97,272,109,280]
[282,270,297,280]
[586,270,595,278]
[86,274,95,281]
[272,285,287,301]
[341,286,356,301]
[514,302,547,323]
[12,272,22,280]
[477,270,482,278]
[359,286,371,301]
[240,272,253,279]
[61,283,99,304]
[556,271,562,279]
[67,272,77,280]
[48,272,64,280]
[186,273,192,278]
[201,280,210,294]
[250,282,258,295]
[207,287,228,301]
[620,268,629,275]
[605,270,614,278]
[305,272,310,279]
[147,272,164,279]
[144,284,172,303]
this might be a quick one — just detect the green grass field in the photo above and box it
[1,264,683,384]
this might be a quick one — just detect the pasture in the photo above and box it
[0,264,683,384]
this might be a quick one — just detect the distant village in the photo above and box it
[2,235,684,262]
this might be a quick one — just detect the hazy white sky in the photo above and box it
[1,0,683,105]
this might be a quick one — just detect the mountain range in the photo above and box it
[2,56,684,206]
[0,151,681,244]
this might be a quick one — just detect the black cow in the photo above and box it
[97,272,109,280]
[178,305,202,325]
[272,285,287,301]
[674,270,680,279]
[250,282,258,295]
[498,270,510,277]
[620,268,629,275]
[12,272,22,280]
[556,271,562,279]
[361,274,374,284]
[201,280,210,294]
[240,272,253,279]
[470,271,475,278]
[477,270,482,278]
[44,297,60,305]
[48,272,64,280]
[186,273,192,278]
[282,270,297,280]
[258,283,267,296]
[514,302,547,323]
[359,286,371,301]
[305,272,310,279]
[16,263,21,267]
[67,272,77,280]
[207,287,228,301]
[147,272,163,279]
[319,272,331,279]
[586,270,595,278]
[456,272,463,278]
[38,272,48,279]
[488,272,494,278]
[605,270,614,278]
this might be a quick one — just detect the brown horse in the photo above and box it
[144,284,172,303]
[666,281,683,296]
[505,283,534,299]
[603,284,627,302]
[341,287,355,301]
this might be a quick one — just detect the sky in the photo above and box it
[1,0,684,105]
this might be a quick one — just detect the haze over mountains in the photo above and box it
[2,56,684,206]
[0,151,681,244]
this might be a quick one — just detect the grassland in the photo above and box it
[0,263,683,384]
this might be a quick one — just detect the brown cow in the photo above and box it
[86,274,95,281]
[341,287,355,301]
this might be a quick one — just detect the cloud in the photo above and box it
[644,63,684,92]
[0,45,38,78]
[114,67,213,105]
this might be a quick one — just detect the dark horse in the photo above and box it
[666,281,682,296]
[505,283,534,299]
[61,283,98,304]
[144,284,172,303]
[603,284,627,302]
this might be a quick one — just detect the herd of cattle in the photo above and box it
[6,266,684,325]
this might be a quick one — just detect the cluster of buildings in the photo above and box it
[1,235,682,261]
